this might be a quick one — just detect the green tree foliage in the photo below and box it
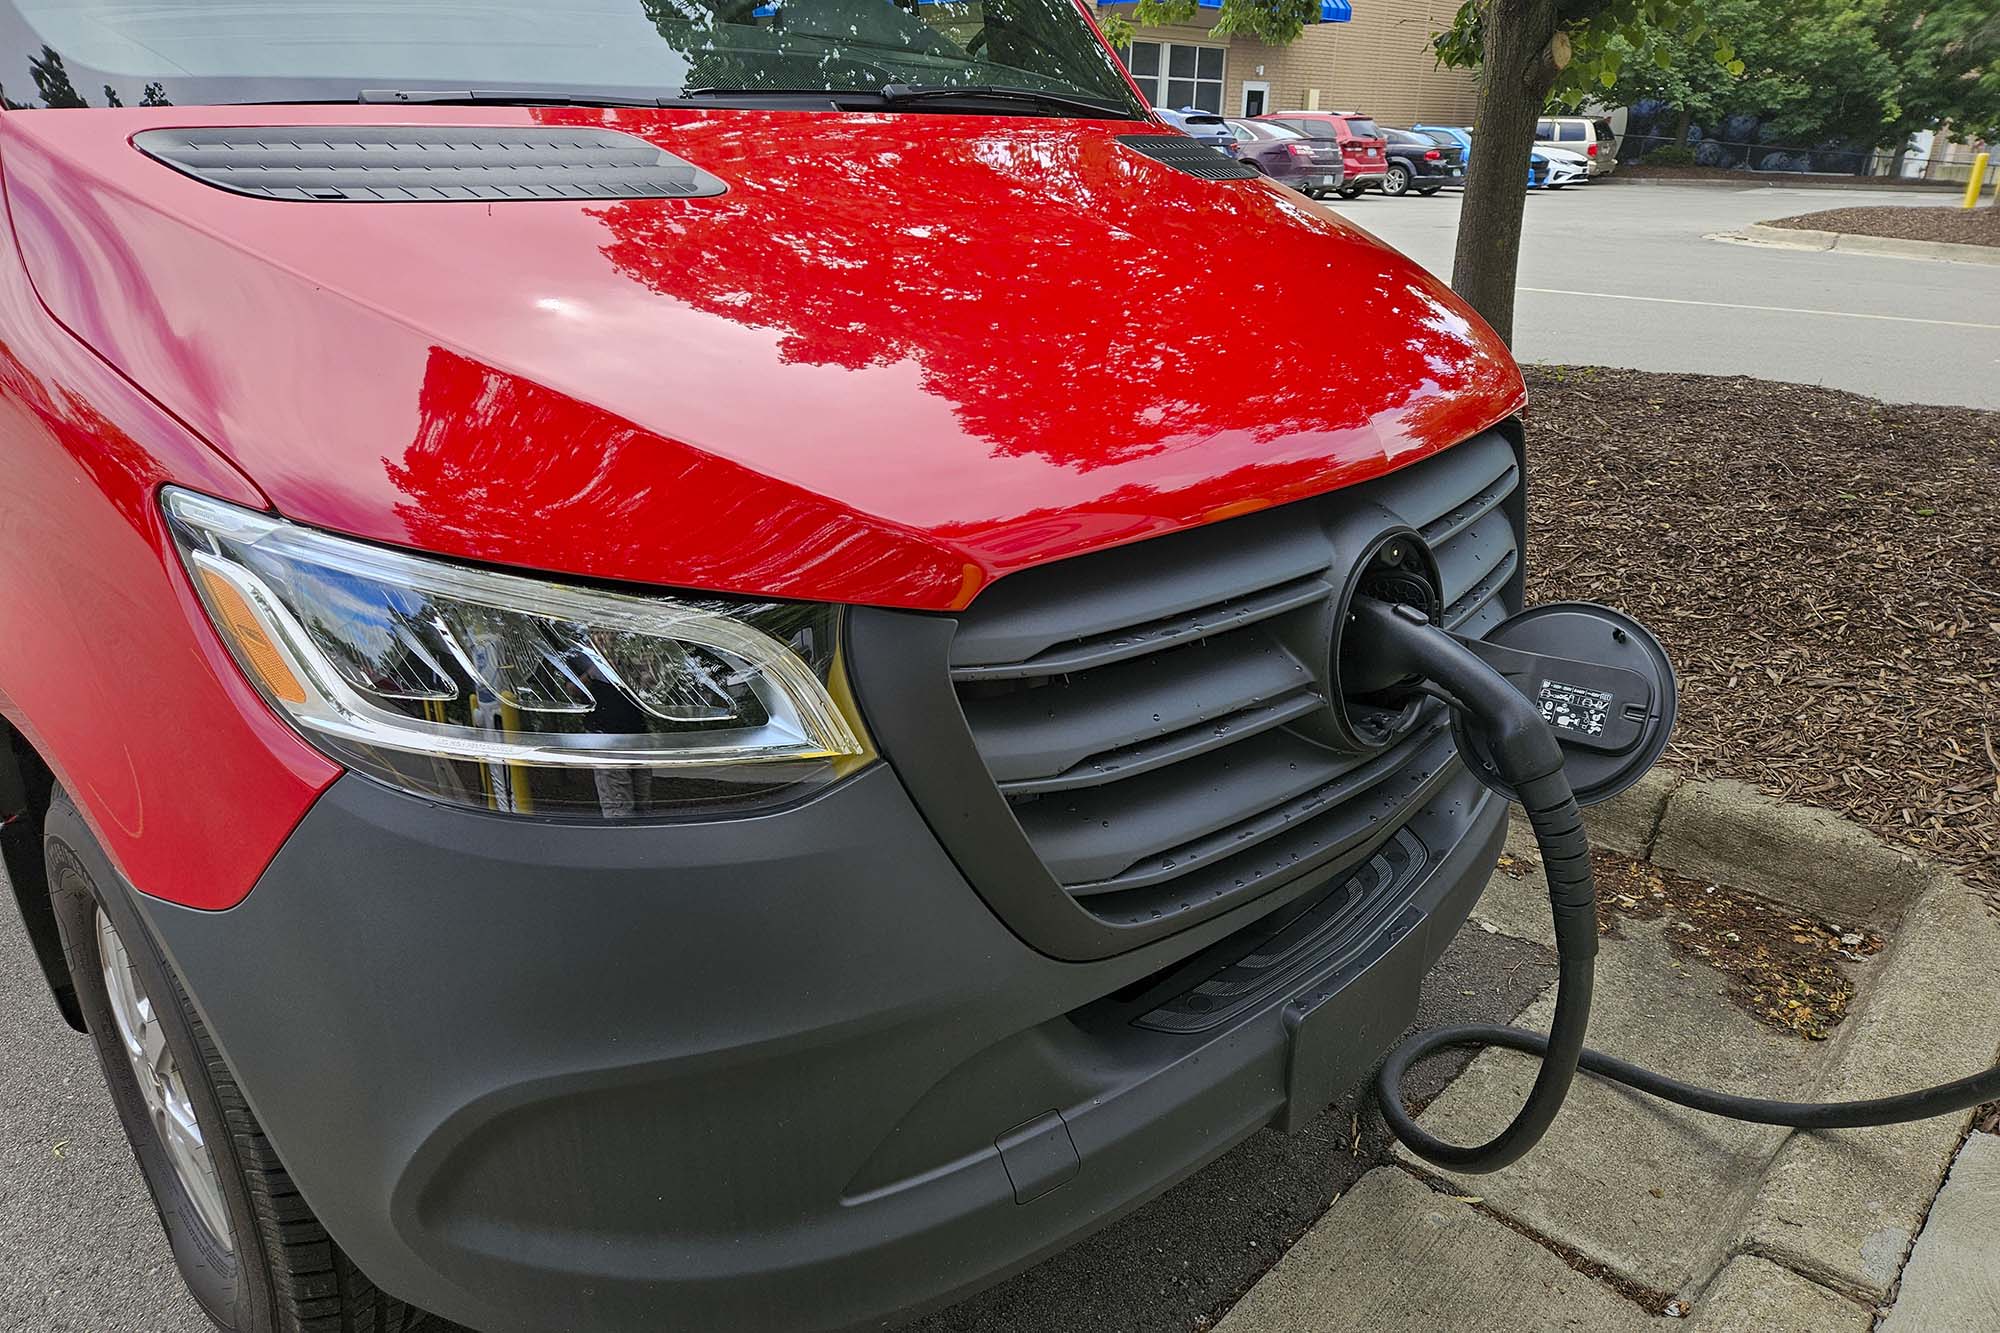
[1584,0,1998,149]
[1433,0,1737,109]
[1878,0,2000,142]
[1121,0,1323,47]
[1593,1,1897,145]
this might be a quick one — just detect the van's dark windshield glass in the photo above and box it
[0,0,1140,114]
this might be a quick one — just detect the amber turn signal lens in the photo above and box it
[193,565,308,704]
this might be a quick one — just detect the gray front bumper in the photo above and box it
[134,762,1503,1333]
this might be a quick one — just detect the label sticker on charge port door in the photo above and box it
[1537,679,1612,737]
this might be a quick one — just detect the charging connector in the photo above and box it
[1353,596,2000,1173]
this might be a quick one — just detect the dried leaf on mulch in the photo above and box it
[1763,204,2000,248]
[1590,849,1882,1040]
[1524,367,2000,915]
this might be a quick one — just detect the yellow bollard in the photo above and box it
[1964,152,1990,208]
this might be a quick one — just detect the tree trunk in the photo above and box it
[1449,0,1564,346]
[1674,105,1692,149]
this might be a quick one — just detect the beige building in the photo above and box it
[1108,0,1479,125]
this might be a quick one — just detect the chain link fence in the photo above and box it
[1620,129,1987,185]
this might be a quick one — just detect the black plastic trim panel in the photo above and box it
[133,126,729,202]
[1115,134,1261,180]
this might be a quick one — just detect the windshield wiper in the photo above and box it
[870,83,1135,118]
[359,89,679,108]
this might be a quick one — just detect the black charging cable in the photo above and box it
[1350,598,2000,1175]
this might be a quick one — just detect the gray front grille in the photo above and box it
[949,432,1520,928]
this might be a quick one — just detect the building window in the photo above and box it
[1126,40,1224,114]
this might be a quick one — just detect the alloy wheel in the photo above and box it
[97,907,235,1252]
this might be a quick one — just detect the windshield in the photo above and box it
[1340,117,1381,139]
[0,0,1141,114]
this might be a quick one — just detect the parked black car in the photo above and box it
[1380,128,1466,196]
[1223,118,1345,197]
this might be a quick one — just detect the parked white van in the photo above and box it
[1535,116,1618,178]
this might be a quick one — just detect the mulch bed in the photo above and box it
[1521,367,2000,912]
[1764,203,2000,248]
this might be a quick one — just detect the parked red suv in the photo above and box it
[1258,110,1392,196]
[0,4,1525,1332]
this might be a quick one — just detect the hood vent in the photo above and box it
[1116,134,1259,181]
[133,126,728,202]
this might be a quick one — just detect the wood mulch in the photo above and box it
[1763,203,2000,248]
[1521,367,2000,913]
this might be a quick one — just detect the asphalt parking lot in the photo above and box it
[1,176,1993,1333]
[1333,178,2000,410]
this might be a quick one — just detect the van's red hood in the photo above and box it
[1,106,1521,610]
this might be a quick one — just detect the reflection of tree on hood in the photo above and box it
[639,0,959,92]
[1,45,171,110]
[585,117,1501,471]
[29,44,86,107]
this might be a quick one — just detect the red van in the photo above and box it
[1259,110,1394,196]
[0,3,1525,1331]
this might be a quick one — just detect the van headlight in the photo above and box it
[163,488,871,818]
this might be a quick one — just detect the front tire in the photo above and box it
[47,789,441,1333]
[1335,183,1365,199]
[1383,163,1411,196]
[1418,186,1442,196]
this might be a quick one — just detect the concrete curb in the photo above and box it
[1650,778,1929,930]
[1488,770,2000,1312]
[1734,870,2000,1302]
[1735,221,2000,266]
[1510,768,1931,931]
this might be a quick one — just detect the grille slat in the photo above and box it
[1420,464,1517,548]
[1368,435,1516,530]
[962,632,1317,785]
[1443,546,1519,630]
[1432,506,1516,607]
[947,430,1522,930]
[997,691,1327,796]
[950,517,1334,671]
[1015,728,1382,887]
[1083,731,1458,928]
[949,575,1330,682]
[1059,722,1451,896]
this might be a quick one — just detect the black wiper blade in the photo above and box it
[676,88,844,107]
[359,89,675,108]
[872,83,1134,118]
